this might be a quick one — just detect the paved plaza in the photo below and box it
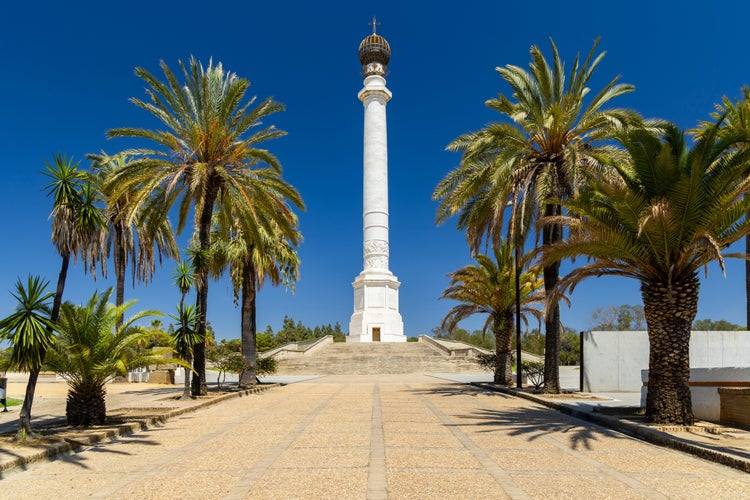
[2,374,750,499]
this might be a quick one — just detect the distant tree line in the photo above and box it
[589,304,742,332]
[257,315,346,351]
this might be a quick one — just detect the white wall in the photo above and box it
[583,331,750,392]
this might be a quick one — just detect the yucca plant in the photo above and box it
[0,276,56,439]
[45,289,172,426]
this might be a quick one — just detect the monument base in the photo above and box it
[347,270,405,343]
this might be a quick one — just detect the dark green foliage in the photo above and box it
[207,339,244,389]
[589,305,646,330]
[560,332,581,366]
[519,329,545,355]
[256,356,277,376]
[256,333,277,352]
[0,276,56,372]
[45,288,170,426]
[431,326,495,350]
[692,318,743,331]
[267,317,346,344]
[406,337,418,343]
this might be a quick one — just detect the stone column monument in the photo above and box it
[347,20,405,343]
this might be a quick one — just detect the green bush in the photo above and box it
[257,356,277,376]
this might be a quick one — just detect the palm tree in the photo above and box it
[44,289,170,426]
[0,276,56,439]
[546,123,750,424]
[440,242,544,384]
[89,153,178,327]
[211,180,302,386]
[692,87,750,329]
[434,39,643,392]
[106,58,287,395]
[44,154,104,320]
[14,154,104,436]
[172,260,196,399]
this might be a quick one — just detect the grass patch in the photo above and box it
[4,397,21,407]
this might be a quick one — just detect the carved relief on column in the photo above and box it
[364,239,389,270]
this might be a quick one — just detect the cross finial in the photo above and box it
[369,16,380,34]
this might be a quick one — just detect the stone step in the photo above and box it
[274,341,485,375]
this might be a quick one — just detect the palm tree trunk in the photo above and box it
[642,276,699,425]
[494,311,514,385]
[114,222,126,329]
[746,228,749,330]
[542,203,562,393]
[66,383,106,426]
[191,176,220,396]
[178,293,192,400]
[16,369,39,440]
[17,253,69,439]
[239,259,257,387]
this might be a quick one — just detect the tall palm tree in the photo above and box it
[24,154,103,435]
[440,242,545,384]
[0,276,56,439]
[44,154,104,320]
[106,58,287,395]
[692,87,750,329]
[45,289,170,426]
[546,123,750,424]
[172,260,196,399]
[89,153,178,327]
[434,39,643,392]
[211,179,302,386]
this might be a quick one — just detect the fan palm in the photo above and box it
[45,289,170,426]
[106,57,287,395]
[0,276,56,439]
[434,39,643,392]
[546,123,750,424]
[440,242,544,384]
[89,153,178,326]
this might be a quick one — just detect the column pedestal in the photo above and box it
[348,270,405,343]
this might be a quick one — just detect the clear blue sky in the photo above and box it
[2,1,749,339]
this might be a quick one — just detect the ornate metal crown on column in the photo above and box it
[358,18,390,76]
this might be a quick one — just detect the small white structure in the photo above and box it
[348,21,405,343]
[583,330,750,392]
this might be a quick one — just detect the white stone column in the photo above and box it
[359,75,392,272]
[348,27,405,343]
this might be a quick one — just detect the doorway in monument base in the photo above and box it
[372,327,381,342]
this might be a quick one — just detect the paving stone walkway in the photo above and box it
[2,374,750,499]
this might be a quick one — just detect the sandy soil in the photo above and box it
[3,372,173,400]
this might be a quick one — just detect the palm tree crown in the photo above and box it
[106,57,292,395]
[441,242,545,384]
[547,122,750,424]
[433,38,643,392]
[45,289,169,426]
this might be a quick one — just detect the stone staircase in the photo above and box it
[274,341,485,375]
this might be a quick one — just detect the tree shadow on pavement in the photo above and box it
[410,383,631,451]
